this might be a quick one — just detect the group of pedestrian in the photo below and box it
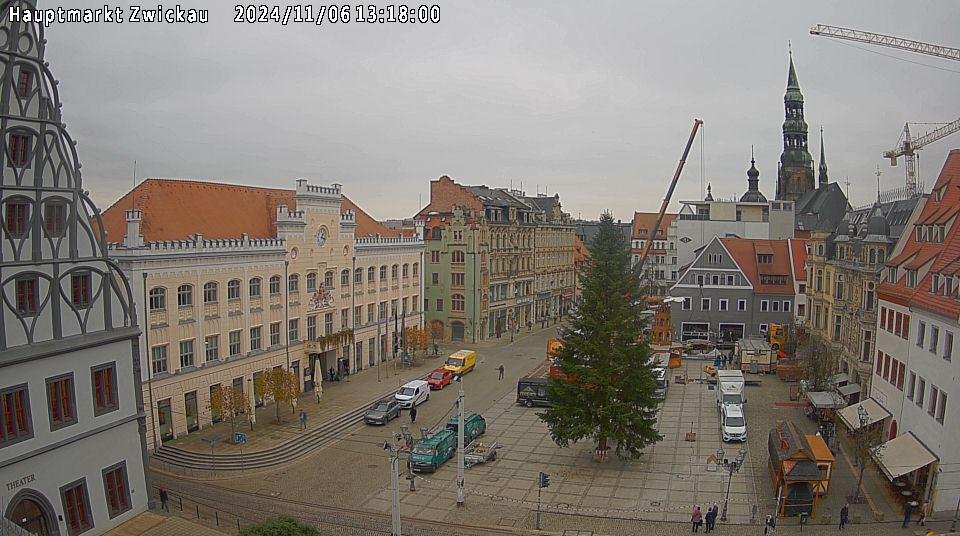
[690,504,719,533]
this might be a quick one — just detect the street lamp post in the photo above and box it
[716,447,746,522]
[853,405,869,502]
[951,494,960,532]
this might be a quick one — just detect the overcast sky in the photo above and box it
[44,1,959,221]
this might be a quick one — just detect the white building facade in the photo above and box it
[1,3,150,533]
[871,150,960,514]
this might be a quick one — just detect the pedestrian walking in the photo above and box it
[691,506,703,532]
[299,410,308,430]
[704,505,716,532]
[902,500,917,528]
[917,502,927,526]
[433,343,439,356]
[839,503,849,530]
[410,406,417,423]
[498,364,505,380]
[158,487,169,512]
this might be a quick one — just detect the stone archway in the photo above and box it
[4,488,61,536]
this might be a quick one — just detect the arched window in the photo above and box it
[412,263,419,277]
[227,279,241,300]
[451,294,465,311]
[324,270,335,288]
[379,265,387,280]
[269,275,281,295]
[402,263,409,278]
[149,287,166,311]
[355,267,363,284]
[177,284,193,307]
[249,277,262,298]
[452,250,465,263]
[367,266,375,283]
[869,249,876,264]
[203,282,218,304]
[391,264,399,279]
[306,272,318,292]
[288,274,300,293]
[341,269,350,287]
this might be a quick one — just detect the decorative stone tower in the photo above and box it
[1,1,150,533]
[776,49,815,202]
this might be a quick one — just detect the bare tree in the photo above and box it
[796,334,836,391]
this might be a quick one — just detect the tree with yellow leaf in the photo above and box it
[207,385,249,443]
[255,368,300,424]
[404,326,429,358]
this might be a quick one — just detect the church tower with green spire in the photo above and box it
[776,48,815,202]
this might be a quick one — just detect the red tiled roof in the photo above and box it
[879,149,960,317]
[632,212,676,240]
[575,236,591,262]
[789,238,809,282]
[101,178,397,243]
[721,238,795,294]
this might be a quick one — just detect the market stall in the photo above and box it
[768,420,834,518]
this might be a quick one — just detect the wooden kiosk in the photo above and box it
[768,421,834,518]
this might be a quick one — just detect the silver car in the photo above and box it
[365,399,401,425]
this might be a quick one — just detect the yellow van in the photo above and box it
[443,350,477,375]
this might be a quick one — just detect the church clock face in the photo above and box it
[316,227,328,246]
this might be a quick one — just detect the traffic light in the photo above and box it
[538,471,550,489]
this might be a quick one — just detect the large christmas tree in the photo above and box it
[539,212,661,459]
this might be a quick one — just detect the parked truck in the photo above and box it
[716,369,745,407]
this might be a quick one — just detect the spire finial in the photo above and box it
[818,126,828,187]
[789,40,792,56]
[876,165,882,203]
[751,144,755,164]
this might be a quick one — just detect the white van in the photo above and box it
[720,404,747,442]
[395,379,430,409]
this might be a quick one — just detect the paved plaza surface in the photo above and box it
[156,327,959,534]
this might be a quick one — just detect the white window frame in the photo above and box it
[737,299,747,311]
[719,299,728,312]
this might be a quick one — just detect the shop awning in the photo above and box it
[838,383,862,397]
[561,291,573,299]
[838,398,890,431]
[807,391,846,409]
[872,432,938,481]
[827,373,849,386]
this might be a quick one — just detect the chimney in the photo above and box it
[123,208,143,247]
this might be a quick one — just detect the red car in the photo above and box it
[427,368,453,390]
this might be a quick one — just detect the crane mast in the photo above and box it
[637,118,703,276]
[810,24,960,194]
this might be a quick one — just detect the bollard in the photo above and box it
[237,518,241,534]
[178,496,183,510]
[196,505,200,519]
[215,511,219,526]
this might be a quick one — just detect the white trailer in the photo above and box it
[717,369,745,407]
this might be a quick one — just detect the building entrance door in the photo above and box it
[5,493,58,536]
[451,321,465,341]
[185,391,199,432]
[157,399,173,441]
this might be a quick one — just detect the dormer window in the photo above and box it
[938,225,946,243]
[757,254,773,264]
[917,226,924,242]
[907,269,918,288]
[932,273,940,293]
[888,266,898,284]
[946,277,954,297]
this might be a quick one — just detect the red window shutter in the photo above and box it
[897,363,906,389]
[106,471,118,512]
[94,370,104,408]
[105,368,115,405]
[883,355,890,380]
[888,310,894,332]
[116,470,128,510]
[895,313,902,337]
[876,350,883,374]
[880,307,886,329]
[65,488,78,530]
[49,382,60,423]
[2,394,14,436]
[903,315,910,340]
[14,391,26,432]
[61,381,71,420]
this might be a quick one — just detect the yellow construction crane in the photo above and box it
[810,24,960,194]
